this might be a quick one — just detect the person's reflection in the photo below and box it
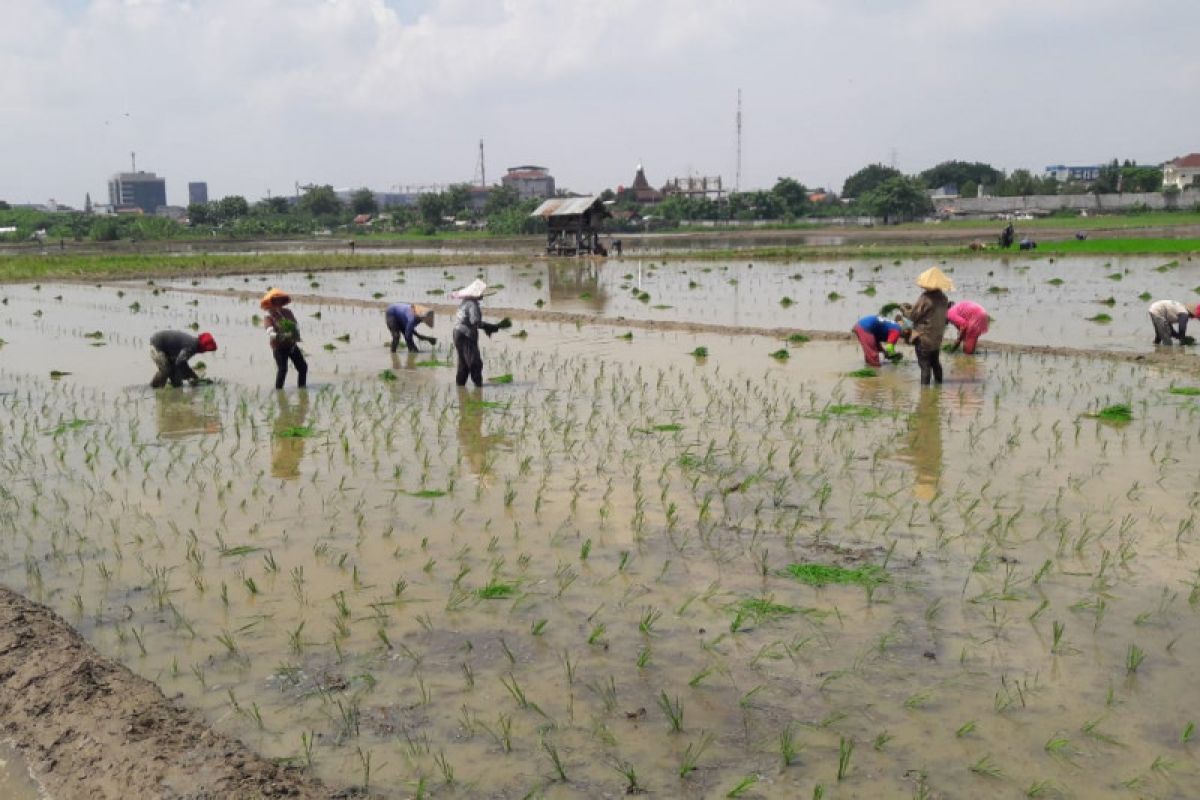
[456,387,508,477]
[898,389,943,502]
[155,389,221,440]
[943,353,986,422]
[392,351,419,372]
[271,390,310,480]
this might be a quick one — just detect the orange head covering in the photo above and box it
[260,288,291,310]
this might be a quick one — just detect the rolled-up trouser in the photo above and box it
[273,345,308,389]
[150,347,174,388]
[852,324,882,367]
[960,322,986,354]
[1150,313,1175,345]
[453,328,483,387]
[915,341,943,385]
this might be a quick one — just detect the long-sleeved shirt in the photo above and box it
[265,308,301,350]
[386,303,423,350]
[947,301,989,334]
[453,298,482,341]
[855,315,901,345]
[149,330,200,366]
[1149,300,1190,337]
[909,289,949,349]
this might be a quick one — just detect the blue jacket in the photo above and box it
[856,315,901,345]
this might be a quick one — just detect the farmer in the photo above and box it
[148,330,216,388]
[451,279,501,388]
[851,312,903,367]
[999,223,1015,249]
[261,288,307,389]
[946,300,989,354]
[1148,299,1198,345]
[385,302,436,353]
[908,267,953,386]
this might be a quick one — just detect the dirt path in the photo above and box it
[0,587,336,800]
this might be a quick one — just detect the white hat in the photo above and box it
[451,279,488,300]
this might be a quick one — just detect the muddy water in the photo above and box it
[1,283,1200,797]
[0,743,46,800]
[171,253,1200,354]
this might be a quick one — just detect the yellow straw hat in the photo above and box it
[259,288,291,309]
[915,267,954,292]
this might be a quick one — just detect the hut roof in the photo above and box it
[530,196,609,218]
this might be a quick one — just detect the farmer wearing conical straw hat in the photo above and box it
[385,302,436,353]
[909,267,953,385]
[451,280,506,387]
[260,288,308,390]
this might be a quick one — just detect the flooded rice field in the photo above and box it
[174,253,1200,354]
[1,275,1200,798]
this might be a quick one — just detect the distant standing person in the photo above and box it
[261,288,307,389]
[612,239,623,256]
[851,312,902,367]
[1148,299,1197,345]
[909,267,953,385]
[148,330,217,388]
[385,302,437,353]
[451,279,501,387]
[946,300,989,354]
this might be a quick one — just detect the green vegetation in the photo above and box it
[847,367,878,378]
[275,426,317,438]
[1085,404,1133,423]
[783,563,887,588]
[1167,386,1200,396]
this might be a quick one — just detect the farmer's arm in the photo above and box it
[883,328,900,355]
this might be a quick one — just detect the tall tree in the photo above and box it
[859,176,933,223]
[770,177,811,217]
[842,163,902,199]
[918,161,1003,191]
[299,185,342,216]
[350,188,378,215]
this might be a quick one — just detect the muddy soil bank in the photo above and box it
[0,587,337,800]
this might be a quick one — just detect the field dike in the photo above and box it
[0,587,334,799]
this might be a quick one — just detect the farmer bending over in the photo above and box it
[1148,300,1197,345]
[149,330,216,388]
[451,279,501,387]
[261,288,308,389]
[946,300,989,354]
[385,302,436,353]
[852,312,903,367]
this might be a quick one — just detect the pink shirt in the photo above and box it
[947,301,988,332]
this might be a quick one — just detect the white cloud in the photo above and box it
[2,0,1199,204]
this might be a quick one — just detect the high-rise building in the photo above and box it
[501,166,555,200]
[188,182,209,206]
[108,171,167,213]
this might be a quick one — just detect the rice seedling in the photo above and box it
[837,736,854,780]
[678,731,713,777]
[969,754,1002,778]
[727,775,758,797]
[657,691,684,732]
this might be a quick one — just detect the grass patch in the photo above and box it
[635,422,683,434]
[786,333,809,344]
[1084,404,1133,423]
[45,418,91,436]
[1168,386,1200,396]
[783,563,887,588]
[378,369,398,382]
[769,349,790,360]
[276,426,317,438]
[812,403,890,420]
[408,488,447,498]
[1046,278,1065,286]
[413,359,450,368]
[1086,313,1113,323]
[847,367,878,378]
[690,347,709,358]
[476,579,519,599]
[489,373,514,384]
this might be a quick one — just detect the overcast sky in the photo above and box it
[4,0,1199,207]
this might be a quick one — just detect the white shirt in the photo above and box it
[1149,300,1188,320]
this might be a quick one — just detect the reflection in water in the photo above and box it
[271,391,310,480]
[155,389,221,439]
[548,261,606,311]
[942,353,987,421]
[898,388,943,502]
[391,352,419,372]
[456,387,509,477]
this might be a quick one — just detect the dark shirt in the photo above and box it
[149,330,200,367]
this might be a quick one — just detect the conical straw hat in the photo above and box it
[259,288,291,309]
[451,279,491,300]
[915,267,954,292]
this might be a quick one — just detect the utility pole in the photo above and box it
[889,147,898,170]
[131,151,136,172]
[474,139,486,188]
[735,89,742,193]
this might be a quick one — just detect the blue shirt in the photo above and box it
[856,315,901,345]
